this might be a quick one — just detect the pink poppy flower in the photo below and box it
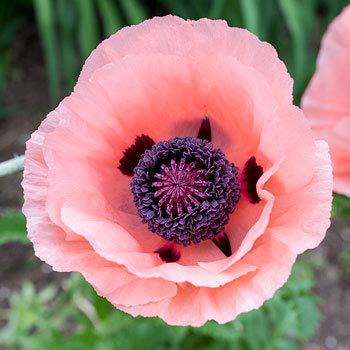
[22,16,333,326]
[302,5,350,196]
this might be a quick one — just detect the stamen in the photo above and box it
[153,160,209,216]
[131,137,241,245]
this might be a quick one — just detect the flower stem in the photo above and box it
[0,155,25,177]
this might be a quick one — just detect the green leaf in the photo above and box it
[119,0,147,25]
[239,309,270,350]
[0,210,28,244]
[339,249,350,278]
[75,0,99,59]
[208,0,226,19]
[97,0,124,37]
[57,0,78,92]
[293,296,320,341]
[276,339,302,350]
[0,260,321,349]
[239,0,260,35]
[193,320,240,342]
[0,16,25,100]
[33,0,60,105]
[277,0,307,99]
[332,193,350,217]
[158,0,194,18]
[223,0,243,27]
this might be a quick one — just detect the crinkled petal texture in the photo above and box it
[23,16,333,326]
[302,5,350,196]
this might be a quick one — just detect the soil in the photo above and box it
[0,25,50,208]
[0,24,349,350]
[307,219,350,350]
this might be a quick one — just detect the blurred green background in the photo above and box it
[1,0,349,108]
[1,1,350,349]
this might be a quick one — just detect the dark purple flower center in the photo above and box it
[131,137,241,246]
[153,159,209,216]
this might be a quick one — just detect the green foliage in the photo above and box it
[332,193,350,217]
[119,0,148,25]
[277,0,308,98]
[33,0,60,105]
[0,1,27,115]
[0,210,28,244]
[97,0,124,37]
[0,0,349,107]
[239,0,260,35]
[57,0,78,91]
[76,0,99,60]
[339,249,350,278]
[0,261,320,349]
